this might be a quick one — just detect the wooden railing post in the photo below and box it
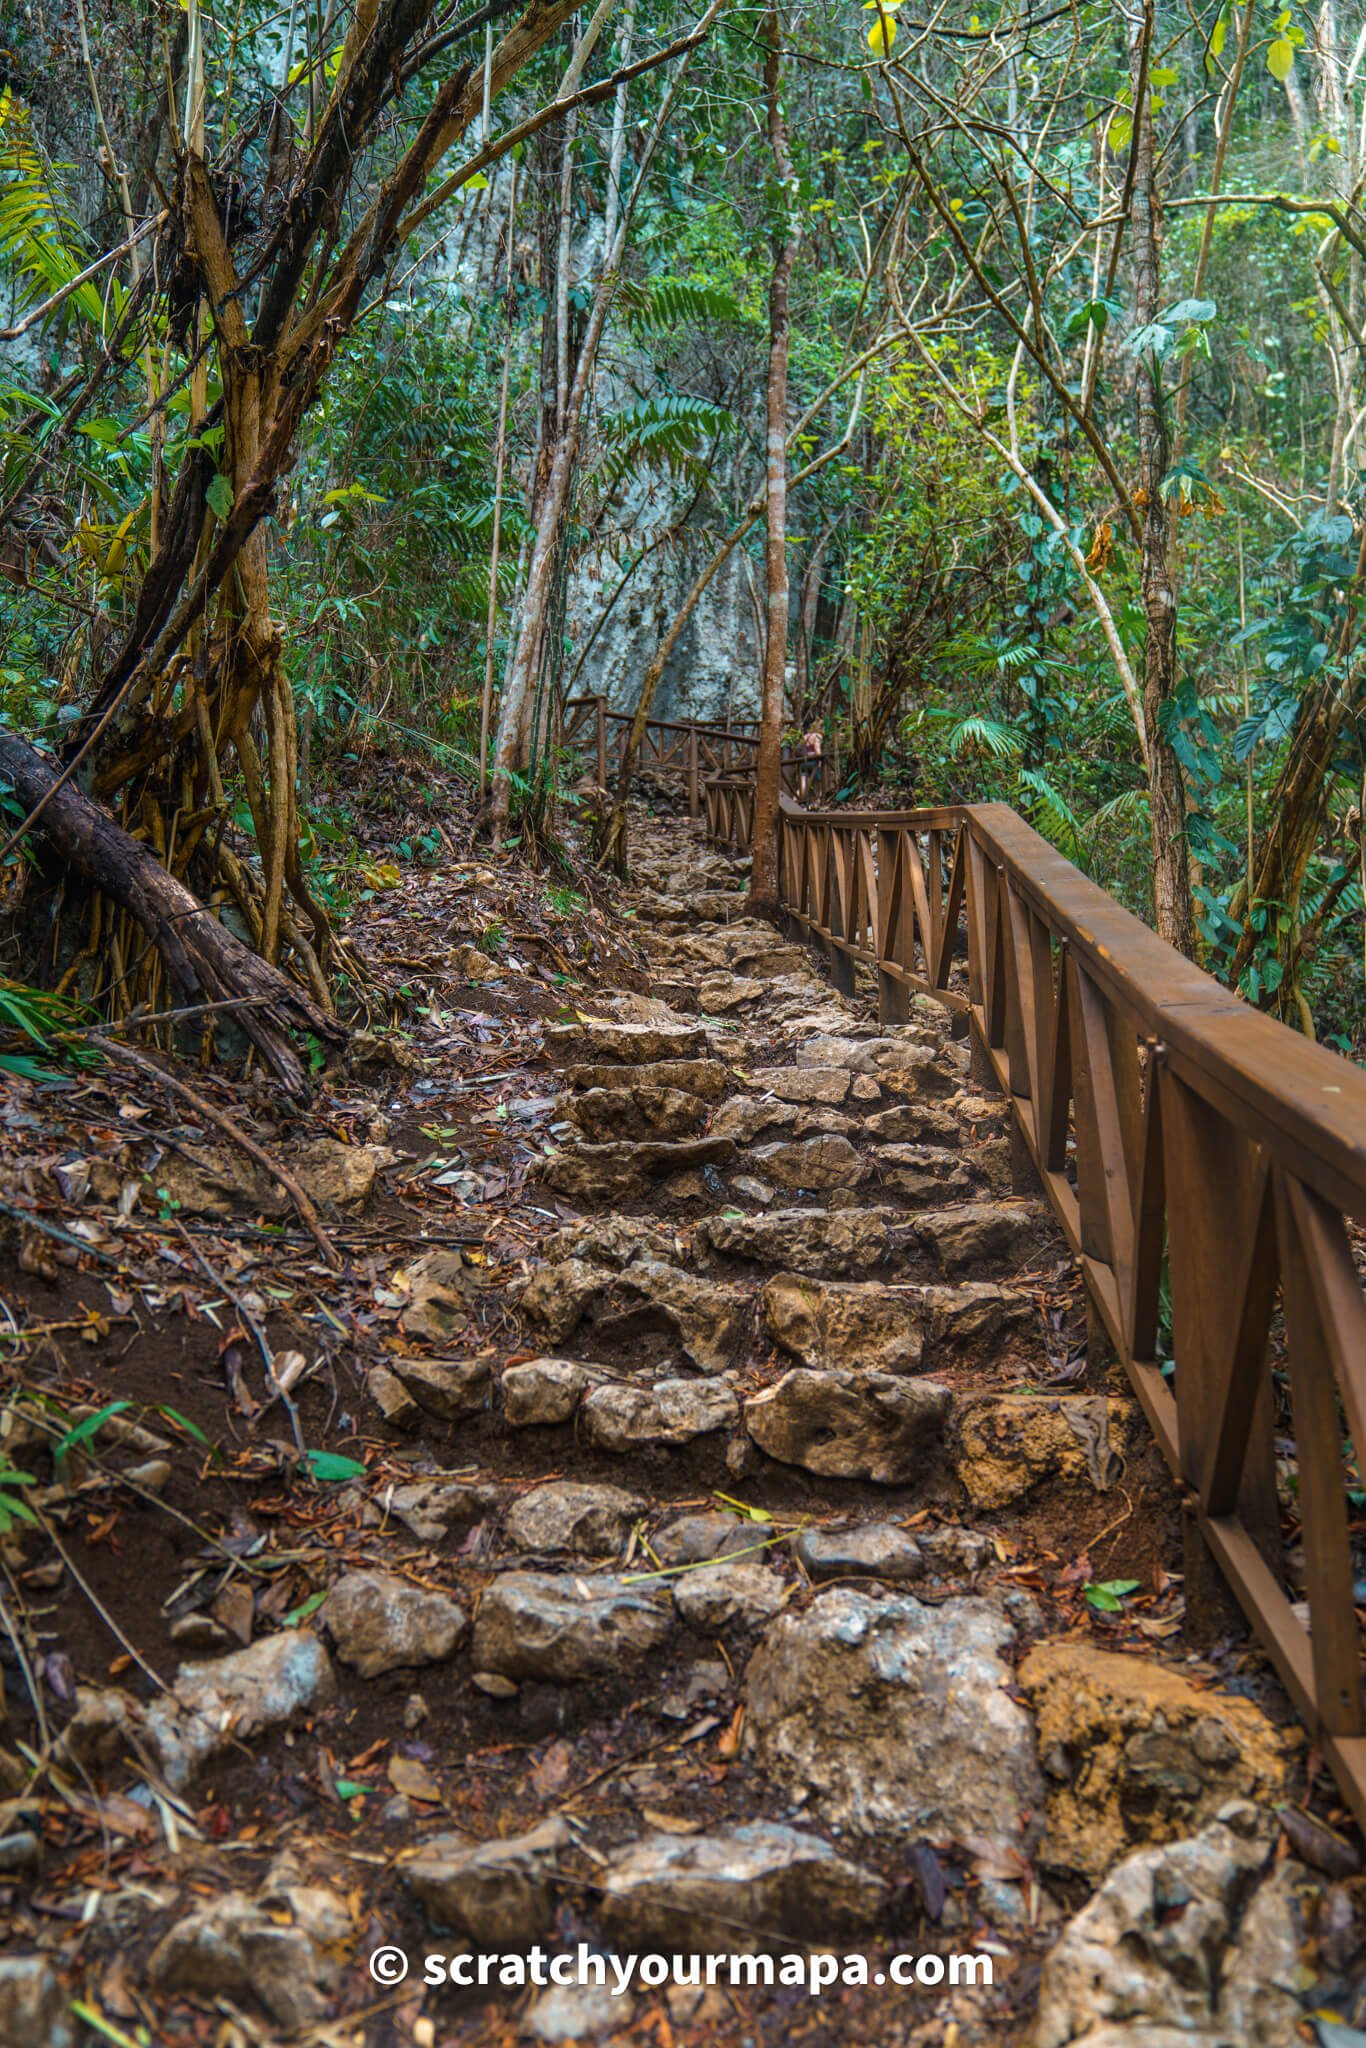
[687,726,699,819]
[595,698,607,787]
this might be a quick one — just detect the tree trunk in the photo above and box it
[0,735,340,1099]
[1129,4,1197,958]
[590,502,765,871]
[747,6,799,917]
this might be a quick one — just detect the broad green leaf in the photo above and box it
[1084,1578,1141,1613]
[206,473,234,520]
[305,1449,367,1483]
[1267,37,1294,80]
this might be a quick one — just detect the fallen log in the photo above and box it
[0,732,343,1098]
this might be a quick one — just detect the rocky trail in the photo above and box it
[0,793,1359,2048]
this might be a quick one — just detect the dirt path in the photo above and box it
[0,803,1351,2048]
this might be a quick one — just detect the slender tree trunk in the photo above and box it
[748,6,798,916]
[1130,4,1197,958]
[591,504,764,870]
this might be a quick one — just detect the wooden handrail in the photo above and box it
[561,695,835,815]
[705,773,1366,1831]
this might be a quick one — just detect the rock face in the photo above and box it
[148,1866,351,2030]
[472,1573,673,1680]
[672,1561,790,1631]
[744,1369,949,1483]
[762,1274,925,1373]
[1033,1806,1308,2048]
[954,1394,1139,1508]
[600,1822,886,1947]
[1019,1642,1295,1879]
[503,1482,645,1557]
[794,1523,924,1584]
[581,1378,738,1450]
[323,1570,467,1678]
[699,1207,892,1275]
[404,1818,569,1945]
[743,1589,1043,1849]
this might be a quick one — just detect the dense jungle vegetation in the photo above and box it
[3,0,1366,1066]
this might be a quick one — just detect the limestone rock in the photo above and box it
[562,1059,730,1101]
[0,1960,73,2048]
[1033,1806,1307,2048]
[745,1064,851,1104]
[913,1201,1043,1276]
[404,1818,569,1946]
[1019,1642,1295,1879]
[396,1249,477,1344]
[368,1363,420,1429]
[699,1207,892,1275]
[389,1479,505,1543]
[503,1482,645,1557]
[954,1394,1139,1508]
[581,1378,739,1450]
[523,1977,631,2041]
[651,1511,774,1566]
[540,1138,737,1204]
[323,1571,467,1678]
[471,1572,672,1681]
[710,1098,857,1144]
[672,1561,790,1631]
[862,1102,960,1146]
[750,1135,867,1190]
[517,1258,611,1343]
[872,1144,980,1200]
[915,1280,1039,1365]
[743,1588,1042,1849]
[698,972,764,1012]
[501,1358,602,1428]
[542,1216,685,1268]
[145,1145,271,1220]
[146,1630,336,1788]
[744,1369,950,1483]
[920,1525,995,1576]
[389,1355,489,1421]
[545,1017,708,1065]
[568,1086,709,1142]
[794,1524,924,1584]
[590,1257,751,1373]
[148,1867,351,2031]
[290,1137,398,1209]
[600,1822,886,1948]
[762,1273,924,1373]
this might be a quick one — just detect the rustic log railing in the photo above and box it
[706,775,1366,1831]
[562,696,834,815]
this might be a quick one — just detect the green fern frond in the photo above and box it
[617,277,744,332]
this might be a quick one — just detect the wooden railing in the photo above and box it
[563,697,836,815]
[706,776,1366,1831]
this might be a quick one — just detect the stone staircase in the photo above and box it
[345,814,1304,2045]
[86,811,1324,2048]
